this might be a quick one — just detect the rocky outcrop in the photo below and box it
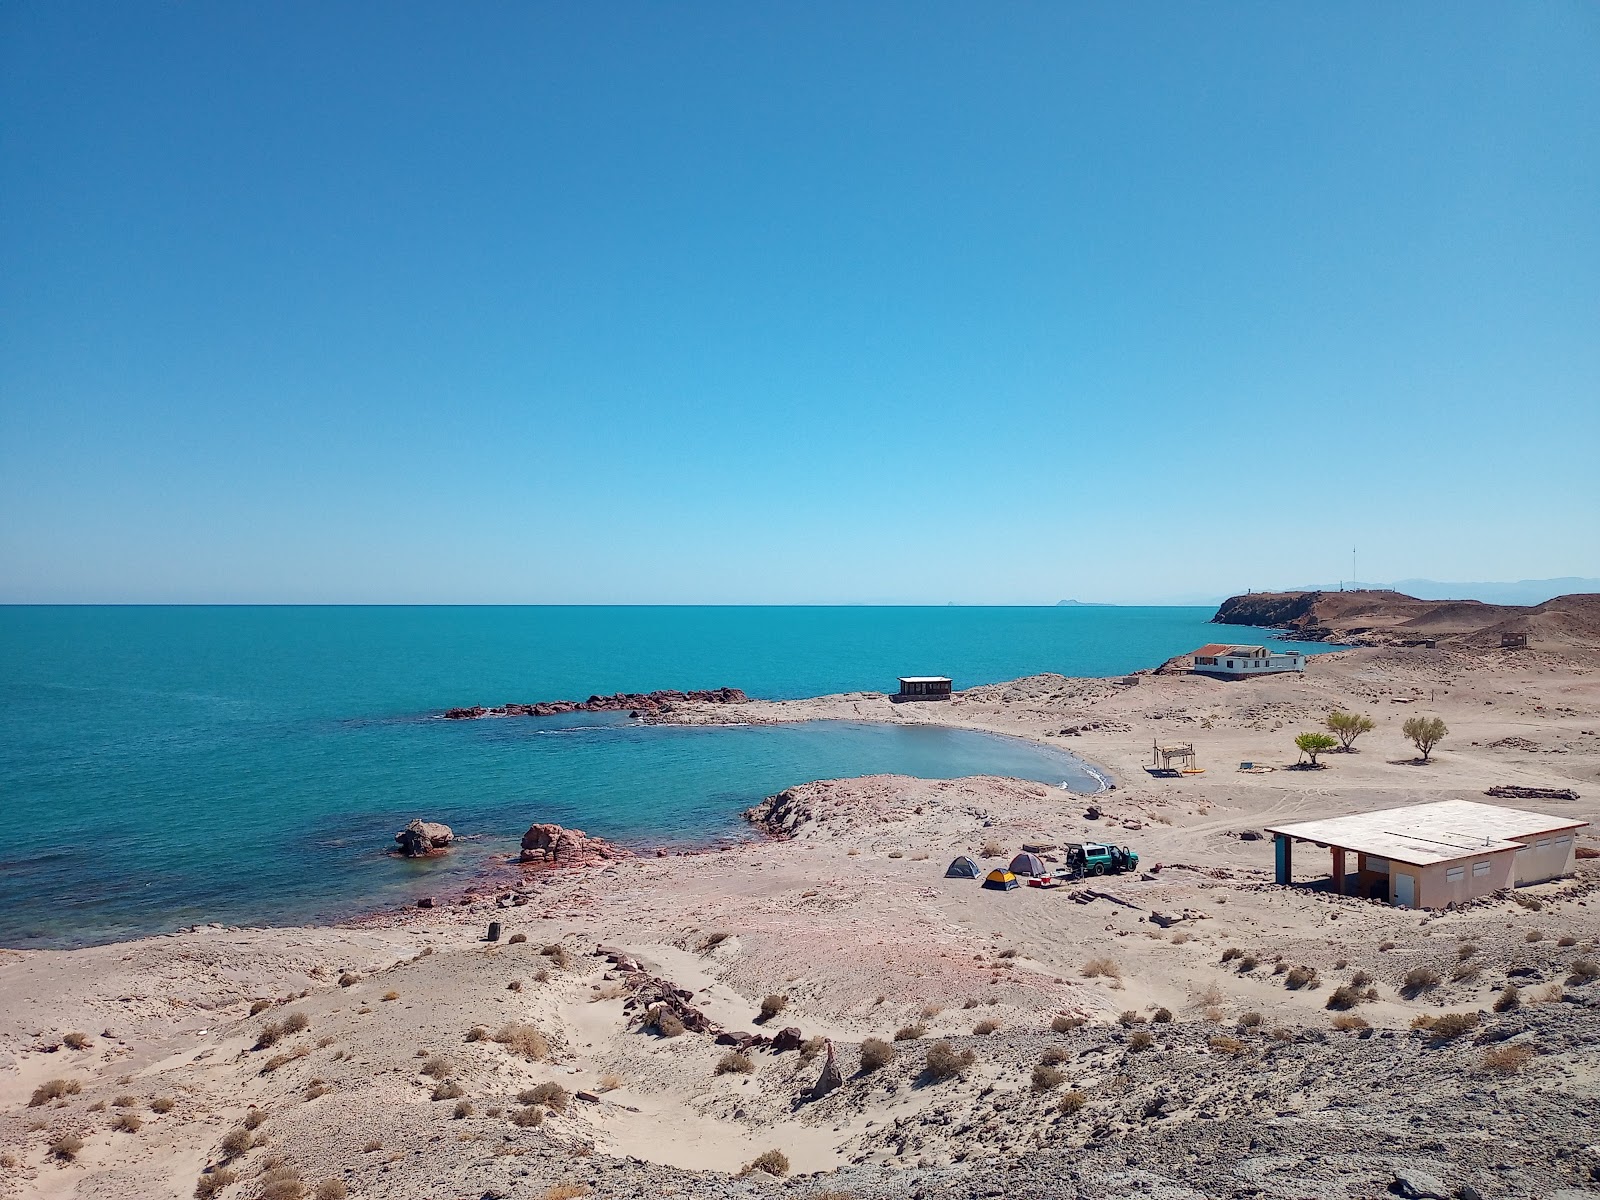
[743,787,812,839]
[443,688,748,721]
[519,823,625,868]
[1209,589,1600,648]
[394,819,453,857]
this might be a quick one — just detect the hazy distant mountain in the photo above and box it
[1279,578,1600,606]
[1055,599,1114,607]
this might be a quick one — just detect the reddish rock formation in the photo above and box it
[443,688,748,720]
[394,819,454,857]
[518,823,626,868]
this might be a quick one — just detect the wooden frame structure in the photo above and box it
[1152,741,1196,772]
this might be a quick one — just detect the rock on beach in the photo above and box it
[519,822,624,868]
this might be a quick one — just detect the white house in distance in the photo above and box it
[1190,643,1306,678]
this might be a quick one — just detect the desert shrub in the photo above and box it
[114,1111,144,1132]
[980,839,1004,858]
[1326,985,1362,1011]
[894,1024,926,1041]
[1482,1044,1535,1074]
[1151,1007,1173,1024]
[1457,942,1477,960]
[250,1000,273,1016]
[243,1108,267,1130]
[1525,929,1543,943]
[150,1097,175,1114]
[1493,985,1521,1013]
[29,1079,81,1106]
[860,1038,895,1072]
[1080,957,1120,979]
[1350,969,1373,986]
[337,973,360,988]
[1284,965,1318,990]
[919,1003,944,1019]
[758,994,787,1022]
[315,1182,347,1200]
[382,991,399,1002]
[1058,1090,1087,1114]
[194,1168,239,1199]
[1569,958,1600,983]
[282,1013,311,1034]
[420,1056,453,1078]
[1450,961,1481,984]
[1402,967,1442,998]
[466,1025,490,1042]
[1207,1034,1245,1056]
[1415,1011,1479,1041]
[540,944,572,969]
[518,1082,570,1112]
[1040,1046,1070,1066]
[48,1134,84,1161]
[744,1149,790,1177]
[62,1032,91,1050]
[1116,1010,1140,1027]
[1050,1014,1085,1033]
[1031,1063,1066,1093]
[260,1164,304,1200]
[508,980,523,993]
[255,1022,284,1050]
[510,1106,544,1127]
[220,1127,254,1159]
[648,1007,685,1038]
[362,1140,382,1153]
[973,1018,1000,1035]
[1127,1030,1155,1051]
[701,931,732,950]
[1237,1011,1263,1029]
[507,932,528,944]
[716,1051,755,1075]
[923,1041,975,1081]
[800,1036,825,1060]
[1237,955,1258,973]
[1330,1014,1370,1031]
[493,1024,551,1060]
[431,1080,464,1101]
[453,1099,474,1119]
[1220,947,1242,962]
[542,1186,591,1200]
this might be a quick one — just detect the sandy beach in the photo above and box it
[3,639,1598,1200]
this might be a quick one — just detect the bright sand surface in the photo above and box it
[2,643,1598,1198]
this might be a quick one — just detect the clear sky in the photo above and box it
[2,3,1596,604]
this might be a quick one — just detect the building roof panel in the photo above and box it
[1265,800,1587,866]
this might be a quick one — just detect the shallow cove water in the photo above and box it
[0,606,1326,946]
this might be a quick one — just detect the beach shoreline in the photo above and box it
[3,639,1598,1198]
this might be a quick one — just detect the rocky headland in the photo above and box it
[442,687,748,721]
[1214,588,1600,649]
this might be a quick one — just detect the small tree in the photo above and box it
[1325,710,1375,751]
[1294,732,1339,767]
[1402,715,1448,762]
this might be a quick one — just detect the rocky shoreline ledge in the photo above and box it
[442,687,749,720]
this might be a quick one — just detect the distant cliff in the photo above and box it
[1212,589,1600,649]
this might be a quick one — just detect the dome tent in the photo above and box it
[944,855,983,879]
[982,868,1019,891]
[1009,852,1048,877]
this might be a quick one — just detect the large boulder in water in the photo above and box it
[395,819,454,857]
[519,822,623,868]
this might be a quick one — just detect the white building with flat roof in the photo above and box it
[1266,799,1586,909]
[1191,644,1305,678]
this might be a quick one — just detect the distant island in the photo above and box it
[1055,599,1113,607]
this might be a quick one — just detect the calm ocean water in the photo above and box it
[0,606,1325,946]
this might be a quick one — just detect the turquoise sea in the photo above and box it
[0,606,1326,947]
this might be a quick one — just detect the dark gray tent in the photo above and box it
[944,855,982,879]
[1009,852,1048,877]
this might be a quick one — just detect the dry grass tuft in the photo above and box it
[1330,1013,1370,1031]
[758,994,788,1022]
[859,1038,895,1072]
[507,932,528,944]
[743,1149,790,1178]
[1128,1030,1155,1051]
[1492,984,1521,1013]
[973,1018,1001,1035]
[113,1111,144,1132]
[282,1013,310,1034]
[382,991,399,1002]
[1058,1090,1088,1115]
[260,1164,304,1200]
[1481,1044,1536,1074]
[980,839,1004,858]
[62,1031,92,1050]
[518,1082,570,1112]
[431,1080,465,1102]
[1080,957,1120,979]
[1450,961,1481,984]
[1413,1011,1480,1041]
[315,1181,347,1200]
[1237,1011,1263,1028]
[1284,965,1318,990]
[541,1186,592,1200]
[1152,1006,1174,1024]
[453,1099,474,1119]
[49,1134,84,1161]
[493,1024,551,1061]
[510,1106,544,1127]
[1207,1034,1246,1056]
[923,1041,975,1081]
[29,1079,82,1106]
[648,1007,685,1038]
[539,944,572,970]
[150,1096,175,1114]
[420,1056,453,1078]
[894,1023,926,1041]
[337,973,360,988]
[1569,958,1600,984]
[194,1167,239,1199]
[1051,1014,1086,1033]
[1401,967,1442,998]
[243,1108,267,1130]
[250,999,273,1015]
[1031,1064,1066,1093]
[716,1051,755,1075]
[466,1025,490,1042]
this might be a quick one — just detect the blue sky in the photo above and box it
[2,3,1596,604]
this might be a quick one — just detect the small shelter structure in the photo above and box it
[1008,852,1047,877]
[1190,644,1306,678]
[894,676,952,702]
[944,855,982,879]
[1151,741,1198,774]
[982,868,1019,891]
[1501,633,1528,650]
[1266,799,1586,909]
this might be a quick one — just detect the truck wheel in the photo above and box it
[1091,864,1105,876]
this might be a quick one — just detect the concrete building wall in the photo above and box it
[1194,653,1305,678]
[1511,831,1578,885]
[1414,850,1517,909]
